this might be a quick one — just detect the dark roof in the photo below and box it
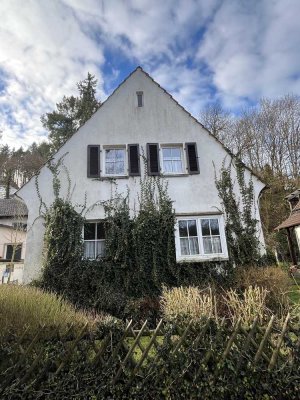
[275,200,300,230]
[0,199,28,217]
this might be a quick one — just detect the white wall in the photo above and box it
[18,68,266,283]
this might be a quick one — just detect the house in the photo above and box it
[275,189,300,266]
[0,198,28,284]
[17,67,266,284]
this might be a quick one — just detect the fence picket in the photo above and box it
[254,315,275,365]
[268,313,290,371]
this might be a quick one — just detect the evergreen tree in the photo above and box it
[41,73,101,153]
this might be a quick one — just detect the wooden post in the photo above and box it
[287,227,297,265]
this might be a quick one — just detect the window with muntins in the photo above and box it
[176,216,228,261]
[105,148,126,175]
[83,222,105,259]
[162,146,183,174]
[5,244,22,261]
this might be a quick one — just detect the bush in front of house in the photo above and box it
[0,285,98,339]
[232,265,291,317]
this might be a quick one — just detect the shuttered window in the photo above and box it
[87,145,100,177]
[185,142,199,174]
[147,143,160,175]
[128,144,140,176]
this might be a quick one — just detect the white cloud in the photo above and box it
[0,0,300,148]
[197,0,300,108]
[0,0,105,148]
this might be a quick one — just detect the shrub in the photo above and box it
[124,296,161,325]
[0,285,98,339]
[160,286,216,321]
[233,265,291,316]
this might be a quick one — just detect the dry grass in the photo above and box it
[0,285,100,338]
[160,286,216,321]
[234,266,291,318]
[224,285,270,326]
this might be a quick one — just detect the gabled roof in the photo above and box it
[275,200,300,230]
[0,199,28,217]
[17,66,264,194]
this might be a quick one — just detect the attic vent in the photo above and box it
[137,91,143,107]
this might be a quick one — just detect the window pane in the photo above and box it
[188,220,197,236]
[96,240,106,257]
[115,149,125,160]
[162,148,172,159]
[84,241,95,258]
[212,237,222,253]
[189,237,199,255]
[179,220,188,237]
[105,149,114,160]
[201,219,210,236]
[172,160,182,173]
[115,161,125,174]
[203,237,213,254]
[105,162,114,174]
[84,223,95,240]
[171,147,181,159]
[163,160,173,172]
[210,219,220,235]
[180,238,189,255]
[97,223,105,239]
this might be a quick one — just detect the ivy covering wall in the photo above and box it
[38,164,234,316]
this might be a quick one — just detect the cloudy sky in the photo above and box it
[0,0,300,148]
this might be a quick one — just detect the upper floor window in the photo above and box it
[161,146,183,174]
[137,91,143,107]
[104,147,126,176]
[83,222,105,259]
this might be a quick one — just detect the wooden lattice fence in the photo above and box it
[0,315,300,398]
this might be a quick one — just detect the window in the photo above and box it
[5,244,22,261]
[179,220,199,255]
[83,222,105,259]
[104,148,126,176]
[201,218,222,254]
[162,146,183,174]
[137,91,143,107]
[175,216,228,262]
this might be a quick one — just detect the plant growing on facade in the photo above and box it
[215,159,260,266]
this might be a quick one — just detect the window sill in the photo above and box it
[92,175,129,181]
[176,254,229,263]
[161,173,189,177]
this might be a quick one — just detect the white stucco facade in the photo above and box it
[18,67,266,283]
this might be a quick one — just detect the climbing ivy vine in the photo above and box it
[215,159,260,266]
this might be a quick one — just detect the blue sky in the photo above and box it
[0,0,300,148]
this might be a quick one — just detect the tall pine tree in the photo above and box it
[41,73,101,153]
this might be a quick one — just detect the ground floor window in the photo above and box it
[175,215,228,262]
[4,244,22,261]
[83,221,105,259]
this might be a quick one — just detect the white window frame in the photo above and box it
[174,215,228,262]
[83,221,106,260]
[102,145,127,177]
[160,144,186,175]
[4,243,23,261]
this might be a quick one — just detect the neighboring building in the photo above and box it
[0,198,28,284]
[275,189,300,266]
[18,67,266,284]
